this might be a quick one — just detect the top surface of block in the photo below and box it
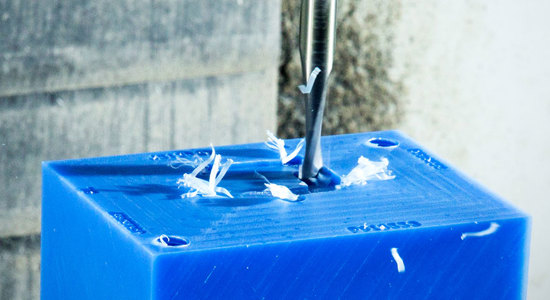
[46,131,525,254]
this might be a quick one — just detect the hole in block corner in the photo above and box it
[154,235,190,247]
[366,138,399,149]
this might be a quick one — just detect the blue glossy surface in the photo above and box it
[41,131,530,299]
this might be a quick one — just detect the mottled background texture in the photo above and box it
[278,0,402,137]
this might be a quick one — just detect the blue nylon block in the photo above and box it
[41,131,530,299]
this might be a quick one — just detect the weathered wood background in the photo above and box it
[0,1,280,298]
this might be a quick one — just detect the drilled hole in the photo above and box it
[366,138,399,148]
[154,235,189,247]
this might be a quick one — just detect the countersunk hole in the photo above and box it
[154,234,189,247]
[366,138,399,149]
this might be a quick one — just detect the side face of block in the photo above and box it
[154,218,528,299]
[41,131,530,299]
[41,165,154,299]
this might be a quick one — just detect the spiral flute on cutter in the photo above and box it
[299,0,337,181]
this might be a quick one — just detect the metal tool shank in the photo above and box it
[299,0,337,180]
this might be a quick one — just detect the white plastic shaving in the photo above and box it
[158,234,170,246]
[177,146,234,198]
[339,156,395,187]
[169,155,200,169]
[461,222,500,240]
[264,183,299,201]
[265,131,304,165]
[298,67,322,94]
[391,248,405,273]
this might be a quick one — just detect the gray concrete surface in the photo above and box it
[0,235,40,300]
[0,0,278,97]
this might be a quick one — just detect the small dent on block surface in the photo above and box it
[80,187,99,195]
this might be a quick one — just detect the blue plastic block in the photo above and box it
[41,131,530,299]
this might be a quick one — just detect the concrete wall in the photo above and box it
[0,0,277,96]
[0,0,280,298]
[0,235,40,300]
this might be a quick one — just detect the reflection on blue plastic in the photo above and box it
[41,131,530,299]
